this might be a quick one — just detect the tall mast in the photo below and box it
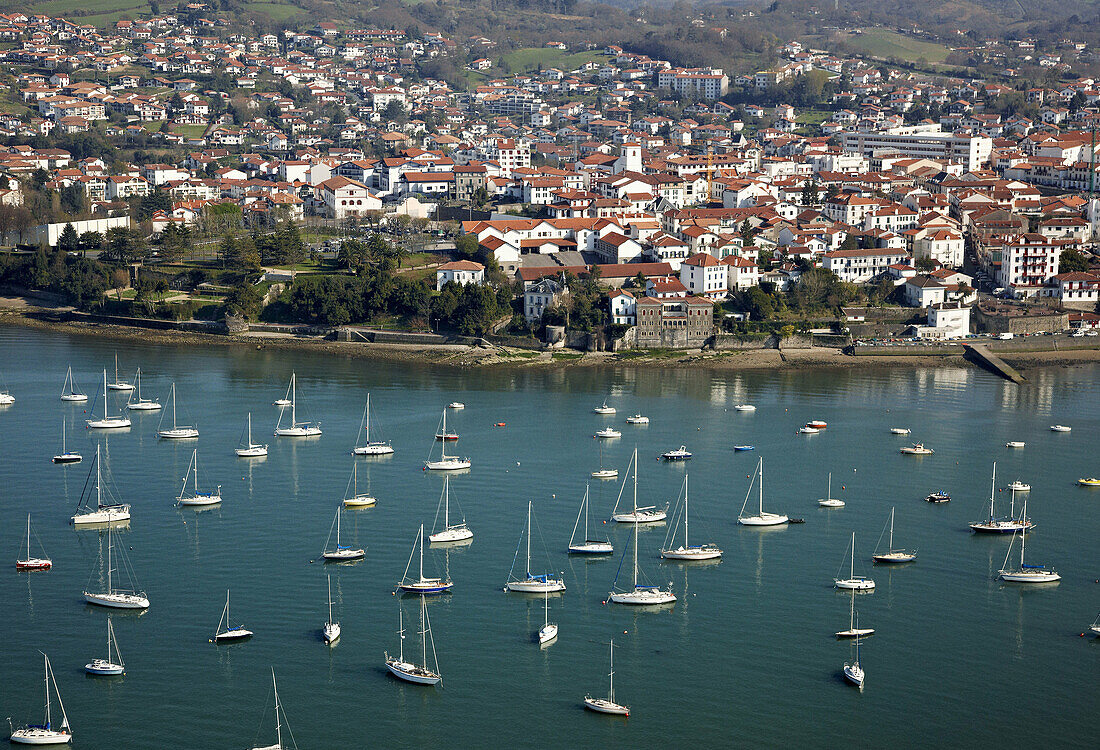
[443,476,450,527]
[171,383,177,429]
[683,475,689,547]
[632,502,639,589]
[44,652,51,728]
[888,508,894,549]
[398,607,404,662]
[26,513,30,556]
[418,523,425,581]
[62,421,66,452]
[247,412,252,445]
[96,445,101,508]
[102,369,108,419]
[365,393,370,441]
[526,501,532,577]
[609,640,615,703]
[583,485,589,540]
[290,374,296,425]
[327,575,333,624]
[272,670,282,750]
[420,596,427,668]
[759,458,764,514]
[106,523,113,594]
[135,368,141,400]
[849,532,855,579]
[990,462,996,520]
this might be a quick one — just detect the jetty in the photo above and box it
[964,344,1026,384]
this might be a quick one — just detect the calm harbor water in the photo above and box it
[1,325,1098,748]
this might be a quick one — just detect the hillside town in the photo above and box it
[2,8,1100,348]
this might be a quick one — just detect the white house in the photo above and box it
[316,176,381,220]
[722,255,761,291]
[436,260,486,291]
[903,275,948,307]
[823,247,910,284]
[912,228,964,268]
[921,302,971,339]
[679,252,727,300]
[524,277,568,323]
[608,288,637,325]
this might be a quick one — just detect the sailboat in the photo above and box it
[609,448,667,524]
[536,590,558,645]
[52,421,81,464]
[591,440,618,479]
[1089,612,1100,637]
[568,485,613,554]
[85,617,125,675]
[235,413,268,457]
[86,369,131,429]
[352,394,394,455]
[970,462,1032,533]
[273,373,321,437]
[273,380,293,407]
[997,499,1059,583]
[398,524,451,592]
[737,457,788,526]
[176,449,221,506]
[322,506,365,561]
[125,368,160,411]
[871,507,916,563]
[107,353,133,391]
[322,575,340,645]
[8,654,71,745]
[424,408,470,471]
[59,365,87,402]
[608,488,676,605]
[660,475,722,560]
[82,523,149,609]
[428,476,472,543]
[211,589,253,642]
[342,463,376,508]
[434,409,459,441]
[156,383,198,439]
[385,598,442,686]
[817,473,844,508]
[843,623,866,689]
[250,669,296,750]
[834,532,875,590]
[835,593,875,638]
[15,514,52,571]
[70,445,131,525]
[583,640,629,716]
[505,502,565,593]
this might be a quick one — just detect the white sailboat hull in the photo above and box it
[425,458,471,471]
[835,578,875,591]
[818,499,845,507]
[84,659,124,676]
[843,663,865,688]
[86,417,131,429]
[660,545,722,560]
[537,623,558,644]
[429,526,472,543]
[343,494,376,508]
[835,628,875,639]
[591,469,618,479]
[107,383,134,392]
[126,400,161,411]
[9,728,72,745]
[273,399,292,407]
[569,541,613,554]
[177,493,221,507]
[969,521,1032,533]
[52,453,82,464]
[323,548,365,561]
[733,404,756,412]
[998,571,1060,583]
[71,505,131,525]
[611,508,666,524]
[235,445,268,457]
[83,591,149,609]
[609,587,676,605]
[323,622,341,644]
[872,551,916,563]
[738,513,788,526]
[584,696,629,715]
[353,443,394,455]
[213,627,253,642]
[506,578,565,593]
[158,427,199,439]
[275,425,322,437]
[386,657,441,685]
[593,407,615,414]
[60,394,87,403]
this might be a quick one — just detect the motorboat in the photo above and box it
[899,443,933,455]
[447,401,465,410]
[1050,424,1072,432]
[595,427,621,439]
[660,445,692,460]
[925,491,951,503]
[625,414,649,425]
[807,420,827,429]
[889,427,910,435]
[1006,480,1030,492]
[733,445,755,451]
[798,425,820,434]
[1005,441,1025,448]
[733,404,756,412]
[1078,477,1100,487]
[591,468,619,479]
[593,400,616,415]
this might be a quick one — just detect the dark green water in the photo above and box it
[1,326,1098,748]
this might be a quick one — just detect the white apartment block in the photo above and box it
[679,252,727,300]
[824,247,910,284]
[840,125,993,172]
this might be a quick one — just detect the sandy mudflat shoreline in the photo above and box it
[2,301,1099,374]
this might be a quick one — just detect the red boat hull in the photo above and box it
[16,561,52,571]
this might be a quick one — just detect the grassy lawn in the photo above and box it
[171,124,209,138]
[242,1,303,22]
[837,29,951,64]
[796,109,833,126]
[501,48,605,74]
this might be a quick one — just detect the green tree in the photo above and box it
[104,227,144,264]
[58,223,79,253]
[1060,248,1090,273]
[224,283,263,319]
[800,181,819,207]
